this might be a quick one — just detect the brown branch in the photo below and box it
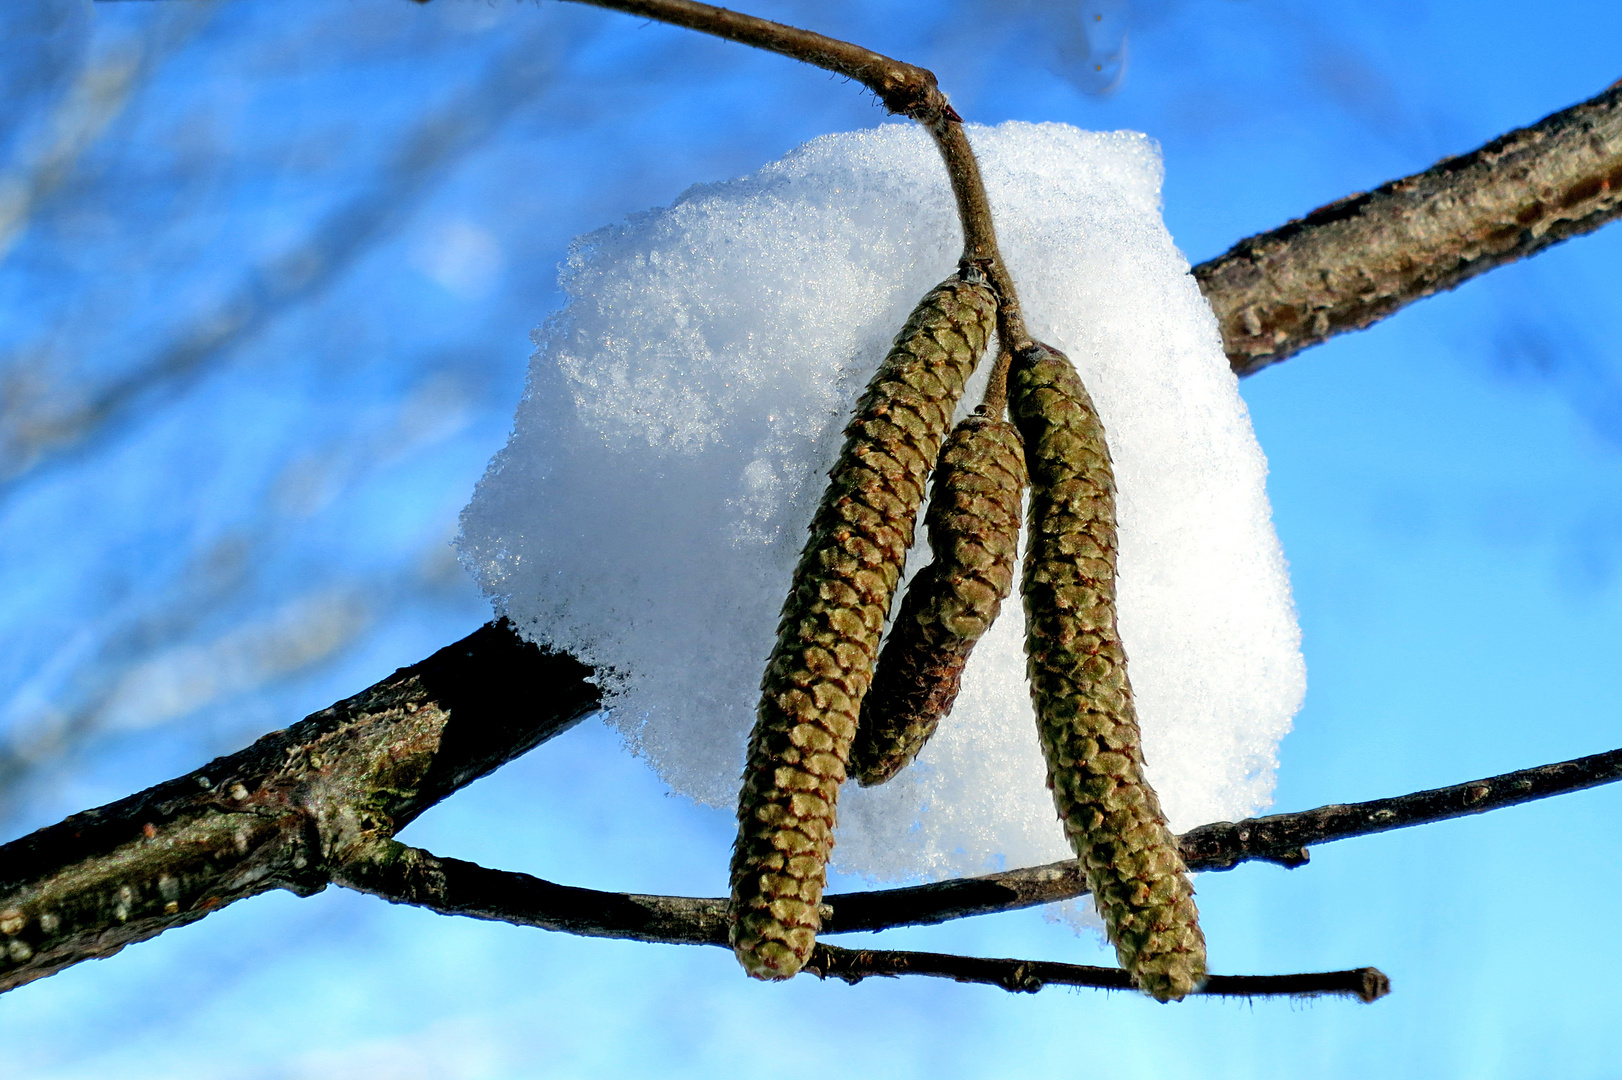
[1199,81,1622,376]
[828,743,1622,933]
[0,620,597,993]
[557,0,1033,371]
[334,842,1386,1002]
[804,944,1390,1003]
[4,612,1615,997]
[327,743,1622,948]
[333,839,729,946]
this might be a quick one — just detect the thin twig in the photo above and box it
[804,944,1390,1003]
[830,743,1622,933]
[557,0,1032,359]
[334,841,1387,1002]
[329,743,1622,945]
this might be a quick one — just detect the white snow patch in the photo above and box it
[458,121,1304,883]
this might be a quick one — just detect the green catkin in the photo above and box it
[729,272,998,980]
[1009,341,1207,1003]
[850,410,1026,787]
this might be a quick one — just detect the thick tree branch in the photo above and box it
[6,612,1617,996]
[1197,81,1622,375]
[804,944,1390,1003]
[0,621,597,993]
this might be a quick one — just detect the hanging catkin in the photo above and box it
[729,271,997,980]
[1009,341,1207,1002]
[850,409,1026,787]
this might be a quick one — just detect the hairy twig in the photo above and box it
[1194,80,1622,375]
[804,944,1390,1003]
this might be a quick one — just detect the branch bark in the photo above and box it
[563,0,1033,368]
[325,743,1622,943]
[804,944,1390,1003]
[6,626,1618,995]
[333,842,1390,1001]
[0,620,597,993]
[1194,81,1622,375]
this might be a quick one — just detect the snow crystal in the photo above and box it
[458,121,1305,882]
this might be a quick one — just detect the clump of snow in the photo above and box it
[458,121,1305,882]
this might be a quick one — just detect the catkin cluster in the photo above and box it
[850,409,1026,787]
[729,272,998,980]
[1009,341,1207,1002]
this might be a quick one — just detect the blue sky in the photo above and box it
[2,1,1620,1076]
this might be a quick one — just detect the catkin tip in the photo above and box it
[728,272,998,978]
[1011,340,1207,996]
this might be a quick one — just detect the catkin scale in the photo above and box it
[729,273,998,980]
[851,410,1026,787]
[1009,342,1207,1002]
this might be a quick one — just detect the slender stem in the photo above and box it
[329,743,1622,945]
[335,842,1386,1001]
[557,0,1031,369]
[805,944,1389,1003]
[831,743,1622,933]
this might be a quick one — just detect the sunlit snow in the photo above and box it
[458,121,1305,882]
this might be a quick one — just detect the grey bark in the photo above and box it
[0,621,597,993]
[1194,81,1622,375]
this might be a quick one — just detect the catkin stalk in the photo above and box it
[851,410,1026,786]
[729,272,998,980]
[1009,341,1207,1002]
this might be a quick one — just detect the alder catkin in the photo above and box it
[729,272,998,980]
[1009,341,1207,1002]
[850,410,1026,787]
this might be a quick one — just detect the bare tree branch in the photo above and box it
[558,0,1034,364]
[332,841,1389,1001]
[0,621,597,993]
[320,742,1622,953]
[803,944,1391,1003]
[826,743,1622,932]
[6,590,1615,997]
[1195,81,1622,376]
[100,5,1622,379]
[25,0,1622,1007]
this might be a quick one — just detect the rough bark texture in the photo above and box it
[853,411,1025,786]
[730,273,997,980]
[1010,343,1205,1002]
[1196,82,1622,375]
[0,620,597,993]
